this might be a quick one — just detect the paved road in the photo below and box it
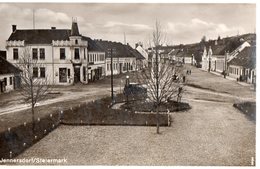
[14,66,256,166]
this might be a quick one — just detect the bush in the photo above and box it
[233,102,256,121]
[0,112,61,159]
[61,96,170,126]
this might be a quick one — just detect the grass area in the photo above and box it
[62,95,170,126]
[120,100,191,113]
[233,102,256,121]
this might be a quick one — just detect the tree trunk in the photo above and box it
[156,105,160,134]
[32,103,35,133]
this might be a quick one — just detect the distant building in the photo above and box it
[83,36,105,82]
[135,42,148,68]
[0,56,21,93]
[228,46,256,84]
[95,40,137,76]
[202,40,251,73]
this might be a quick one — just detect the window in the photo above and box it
[9,77,12,85]
[84,48,86,60]
[107,64,110,71]
[40,67,45,78]
[75,40,78,44]
[33,67,38,78]
[32,48,38,60]
[40,48,45,60]
[13,48,18,60]
[68,69,71,77]
[74,48,80,59]
[4,78,7,86]
[60,48,65,60]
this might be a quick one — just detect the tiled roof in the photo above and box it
[8,29,71,44]
[228,46,256,69]
[127,47,145,60]
[94,40,136,58]
[0,56,21,75]
[81,36,104,52]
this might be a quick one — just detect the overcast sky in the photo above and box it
[0,3,256,49]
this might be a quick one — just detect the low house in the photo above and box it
[202,38,251,73]
[174,49,193,64]
[95,40,137,76]
[128,46,145,70]
[0,56,21,93]
[83,36,105,82]
[228,46,256,84]
[135,43,148,68]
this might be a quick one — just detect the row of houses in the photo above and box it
[201,35,256,83]
[147,33,256,84]
[0,20,147,93]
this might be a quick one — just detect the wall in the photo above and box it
[6,41,89,85]
[105,57,136,76]
[0,73,14,93]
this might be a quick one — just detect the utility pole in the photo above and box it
[108,48,116,104]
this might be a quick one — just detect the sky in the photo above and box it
[0,3,256,49]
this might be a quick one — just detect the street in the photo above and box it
[13,66,256,165]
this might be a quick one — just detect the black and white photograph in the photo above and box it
[0,0,257,167]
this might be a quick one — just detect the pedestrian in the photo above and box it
[183,76,186,83]
[189,70,191,75]
[186,70,189,75]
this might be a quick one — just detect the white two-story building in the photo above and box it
[6,20,90,85]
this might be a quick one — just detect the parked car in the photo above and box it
[123,83,147,98]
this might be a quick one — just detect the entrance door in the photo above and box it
[74,67,80,83]
[59,68,67,83]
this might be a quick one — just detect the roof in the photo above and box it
[8,29,71,44]
[0,56,21,75]
[71,21,80,36]
[128,47,146,60]
[82,36,104,52]
[228,46,256,69]
[94,40,137,58]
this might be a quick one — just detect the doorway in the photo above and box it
[74,67,80,83]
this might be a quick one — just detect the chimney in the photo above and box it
[51,27,56,30]
[12,25,17,33]
[135,43,138,49]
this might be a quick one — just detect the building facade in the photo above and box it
[6,21,90,85]
[95,40,137,76]
[228,46,256,84]
[0,56,21,93]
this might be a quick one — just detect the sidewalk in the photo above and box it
[199,68,254,88]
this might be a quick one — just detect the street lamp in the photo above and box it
[126,75,130,107]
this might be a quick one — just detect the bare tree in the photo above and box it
[16,47,51,132]
[136,20,184,134]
